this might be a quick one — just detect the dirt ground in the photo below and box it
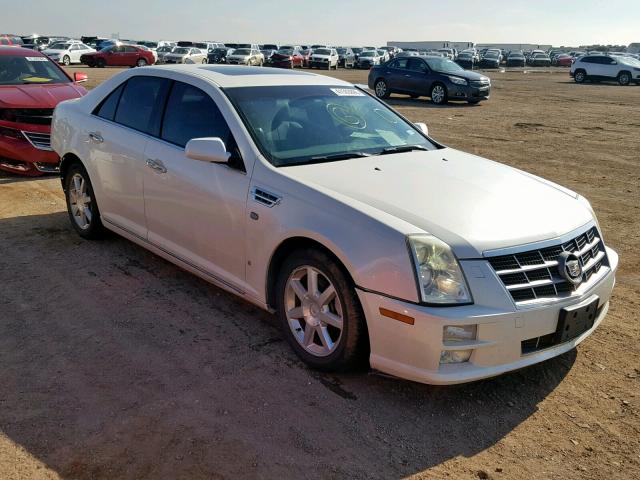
[0,65,638,480]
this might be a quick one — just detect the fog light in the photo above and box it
[443,325,477,344]
[440,349,472,364]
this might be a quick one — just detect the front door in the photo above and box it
[142,80,250,290]
[405,58,431,95]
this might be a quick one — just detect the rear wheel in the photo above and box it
[374,78,390,98]
[430,83,448,105]
[64,163,105,239]
[276,249,368,371]
[618,71,631,86]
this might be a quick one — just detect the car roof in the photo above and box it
[139,64,351,88]
[0,46,45,57]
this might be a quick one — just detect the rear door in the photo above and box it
[86,75,171,238]
[385,58,409,91]
[122,46,140,66]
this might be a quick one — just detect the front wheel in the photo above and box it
[276,249,368,371]
[618,71,631,86]
[136,58,147,67]
[574,69,586,83]
[374,78,390,98]
[64,163,105,239]
[430,83,448,105]
[62,55,71,66]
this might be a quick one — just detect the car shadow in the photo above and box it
[386,96,480,108]
[0,212,576,479]
[0,170,57,184]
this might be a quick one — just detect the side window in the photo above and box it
[161,82,232,148]
[93,82,126,121]
[603,57,615,64]
[114,76,171,136]
[407,58,427,72]
[580,56,593,64]
[393,58,409,69]
[161,81,243,171]
[124,46,137,53]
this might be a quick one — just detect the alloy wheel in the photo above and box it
[68,173,92,230]
[375,80,387,98]
[284,265,344,357]
[431,84,446,104]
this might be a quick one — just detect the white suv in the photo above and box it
[570,54,640,85]
[51,65,618,385]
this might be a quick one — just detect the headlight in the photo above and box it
[449,76,468,85]
[407,235,472,305]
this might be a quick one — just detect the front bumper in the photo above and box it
[309,60,330,68]
[0,124,58,176]
[448,82,491,101]
[357,246,618,385]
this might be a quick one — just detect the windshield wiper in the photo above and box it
[309,152,372,161]
[377,145,429,155]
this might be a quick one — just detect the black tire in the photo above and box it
[136,58,147,67]
[617,71,631,86]
[374,78,390,99]
[574,69,586,83]
[430,82,448,105]
[96,58,106,68]
[62,55,70,66]
[64,162,105,240]
[275,249,369,371]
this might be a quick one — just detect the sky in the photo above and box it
[2,0,638,47]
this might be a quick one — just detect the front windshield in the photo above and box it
[237,44,251,49]
[485,53,499,59]
[424,57,464,73]
[0,55,70,85]
[234,49,251,55]
[337,48,346,54]
[173,48,190,54]
[360,51,375,57]
[352,48,363,53]
[225,85,436,167]
[459,53,472,58]
[277,49,294,55]
[158,46,172,52]
[314,49,331,55]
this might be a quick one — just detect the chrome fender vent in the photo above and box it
[251,187,281,207]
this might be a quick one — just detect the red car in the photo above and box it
[0,47,87,175]
[555,54,573,67]
[0,34,24,47]
[80,44,156,68]
[269,48,305,68]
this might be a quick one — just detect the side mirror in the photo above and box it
[185,137,230,164]
[414,122,429,136]
[74,72,88,83]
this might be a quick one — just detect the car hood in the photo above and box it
[280,148,593,257]
[0,83,86,109]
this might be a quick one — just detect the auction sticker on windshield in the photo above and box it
[26,57,49,62]
[330,88,365,96]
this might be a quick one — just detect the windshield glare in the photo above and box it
[314,49,331,55]
[173,47,190,54]
[225,85,435,167]
[0,55,69,85]
[424,57,464,73]
[234,49,251,55]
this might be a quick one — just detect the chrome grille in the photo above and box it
[22,131,52,151]
[487,226,608,303]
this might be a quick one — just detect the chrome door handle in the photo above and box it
[146,158,167,174]
[88,132,103,143]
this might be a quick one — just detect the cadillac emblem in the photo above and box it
[557,251,583,286]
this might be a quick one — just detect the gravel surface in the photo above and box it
[0,66,638,480]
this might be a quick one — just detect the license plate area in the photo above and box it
[555,297,599,343]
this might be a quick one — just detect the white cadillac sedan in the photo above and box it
[51,65,618,385]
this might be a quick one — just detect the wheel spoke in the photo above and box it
[290,279,308,301]
[84,207,92,223]
[318,326,334,350]
[72,175,81,192]
[318,285,336,307]
[307,268,319,297]
[287,306,304,319]
[303,324,316,346]
[319,311,343,329]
